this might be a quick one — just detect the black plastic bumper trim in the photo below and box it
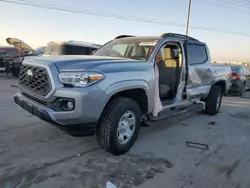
[13,94,96,134]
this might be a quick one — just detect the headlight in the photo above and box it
[59,72,104,87]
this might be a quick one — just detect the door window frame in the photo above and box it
[186,43,208,65]
[153,40,188,99]
[153,41,183,64]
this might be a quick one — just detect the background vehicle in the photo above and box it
[5,38,101,77]
[5,38,40,77]
[35,46,46,55]
[0,46,22,75]
[14,33,228,155]
[0,49,7,71]
[43,41,101,56]
[6,37,38,56]
[212,64,233,94]
[229,64,250,95]
[0,46,22,57]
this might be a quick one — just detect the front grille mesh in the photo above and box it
[19,64,51,96]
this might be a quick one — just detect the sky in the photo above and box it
[0,0,250,62]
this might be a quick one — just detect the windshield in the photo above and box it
[93,38,159,61]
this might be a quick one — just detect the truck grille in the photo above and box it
[19,64,52,96]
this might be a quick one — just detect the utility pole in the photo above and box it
[186,0,192,36]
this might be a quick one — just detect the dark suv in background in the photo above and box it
[230,64,250,95]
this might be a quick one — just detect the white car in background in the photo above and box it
[43,40,101,56]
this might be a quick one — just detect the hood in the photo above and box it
[6,37,35,54]
[25,55,149,73]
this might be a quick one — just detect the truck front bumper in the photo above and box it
[14,93,51,121]
[14,89,107,134]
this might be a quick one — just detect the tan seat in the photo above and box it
[164,48,178,68]
[158,47,178,99]
[131,46,146,59]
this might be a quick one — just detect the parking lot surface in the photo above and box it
[1,75,250,188]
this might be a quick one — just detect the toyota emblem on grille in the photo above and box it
[26,69,33,82]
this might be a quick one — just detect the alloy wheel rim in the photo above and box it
[117,111,136,144]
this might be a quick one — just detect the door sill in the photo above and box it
[161,100,173,106]
[148,103,203,121]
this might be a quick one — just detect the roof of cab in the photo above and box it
[113,33,204,44]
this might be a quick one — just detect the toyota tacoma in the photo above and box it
[14,33,229,155]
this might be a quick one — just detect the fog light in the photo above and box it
[59,98,75,111]
[66,101,74,110]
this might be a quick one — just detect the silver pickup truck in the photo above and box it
[14,33,229,155]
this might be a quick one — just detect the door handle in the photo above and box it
[205,69,212,73]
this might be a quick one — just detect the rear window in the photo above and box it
[187,44,207,65]
[0,49,18,55]
[231,66,242,74]
[0,51,7,56]
[6,49,18,55]
[64,45,93,55]
[89,47,97,54]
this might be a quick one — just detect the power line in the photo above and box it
[189,25,250,36]
[215,0,250,8]
[218,0,250,5]
[0,0,187,27]
[198,0,250,14]
[19,0,250,18]
[232,0,250,4]
[1,0,250,37]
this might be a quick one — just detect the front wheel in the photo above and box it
[205,85,222,115]
[96,97,141,155]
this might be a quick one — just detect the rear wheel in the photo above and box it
[239,83,246,96]
[205,85,222,115]
[97,97,141,155]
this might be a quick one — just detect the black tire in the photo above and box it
[205,85,222,115]
[69,130,95,137]
[239,83,246,96]
[96,97,141,155]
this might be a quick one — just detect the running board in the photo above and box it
[148,103,204,122]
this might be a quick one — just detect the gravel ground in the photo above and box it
[1,74,250,188]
